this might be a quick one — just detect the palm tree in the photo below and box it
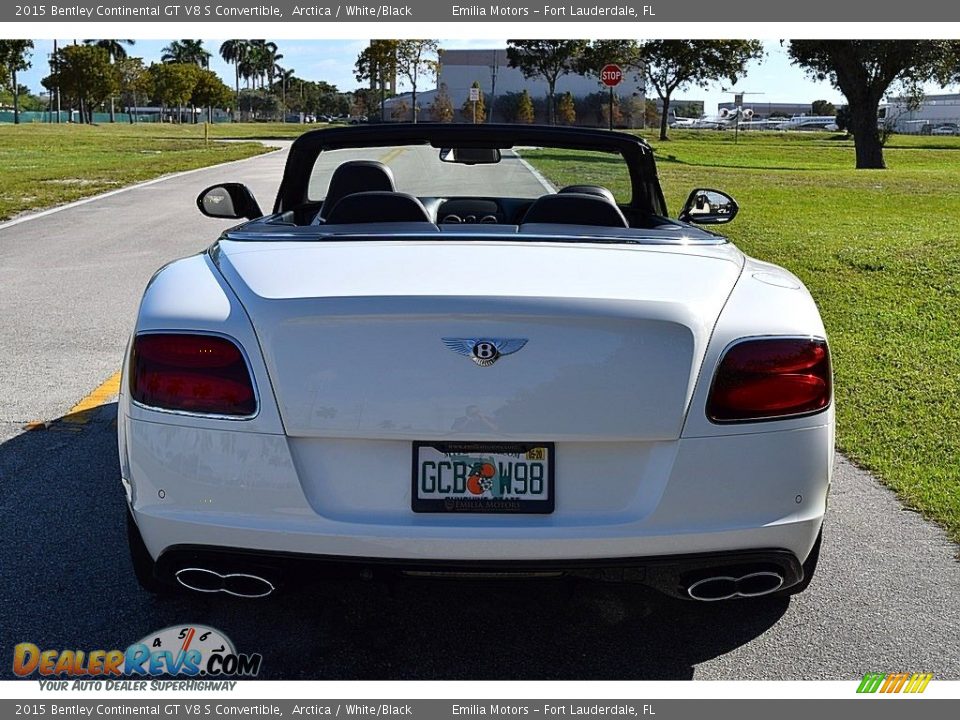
[84,39,134,122]
[161,40,211,123]
[84,39,133,61]
[161,39,211,68]
[219,40,249,121]
[265,44,283,90]
[245,40,282,90]
[277,67,295,111]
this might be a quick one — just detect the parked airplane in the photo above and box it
[671,107,755,130]
[668,113,698,128]
[777,115,840,131]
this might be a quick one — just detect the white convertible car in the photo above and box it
[119,125,833,601]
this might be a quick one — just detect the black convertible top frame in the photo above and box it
[273,123,668,217]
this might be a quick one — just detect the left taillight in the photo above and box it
[129,333,257,417]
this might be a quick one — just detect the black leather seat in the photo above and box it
[559,184,617,205]
[320,160,396,220]
[324,191,433,225]
[521,192,629,228]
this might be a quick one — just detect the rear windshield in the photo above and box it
[307,145,631,202]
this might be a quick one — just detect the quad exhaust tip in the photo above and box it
[687,571,784,601]
[174,567,275,598]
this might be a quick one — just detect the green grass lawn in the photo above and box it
[0,122,312,221]
[522,131,960,543]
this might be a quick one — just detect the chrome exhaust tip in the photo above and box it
[687,571,784,601]
[174,567,275,598]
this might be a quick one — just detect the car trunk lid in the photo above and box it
[215,239,743,441]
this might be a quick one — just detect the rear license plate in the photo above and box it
[412,441,555,514]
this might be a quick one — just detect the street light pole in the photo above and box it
[488,49,498,123]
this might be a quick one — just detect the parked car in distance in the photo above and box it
[931,123,960,136]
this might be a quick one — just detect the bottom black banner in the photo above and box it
[2,699,956,720]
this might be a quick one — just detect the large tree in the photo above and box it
[395,40,438,123]
[642,40,764,141]
[42,44,118,123]
[577,40,644,129]
[84,39,133,62]
[219,40,250,120]
[161,40,211,68]
[237,40,282,91]
[275,67,296,110]
[429,83,454,123]
[114,57,152,123]
[577,40,643,77]
[788,41,960,169]
[258,41,283,91]
[0,40,34,124]
[84,39,134,122]
[149,62,198,122]
[355,40,399,122]
[191,68,233,123]
[506,40,589,124]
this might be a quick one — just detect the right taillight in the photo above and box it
[129,333,257,417]
[707,337,831,423]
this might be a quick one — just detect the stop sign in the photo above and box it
[600,64,623,87]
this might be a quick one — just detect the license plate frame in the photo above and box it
[411,441,555,514]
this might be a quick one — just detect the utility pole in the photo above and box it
[379,60,386,123]
[488,49,498,123]
[53,39,61,123]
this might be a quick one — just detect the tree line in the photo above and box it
[0,39,360,125]
[351,39,960,168]
[2,39,959,167]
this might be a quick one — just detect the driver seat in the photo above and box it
[319,160,396,220]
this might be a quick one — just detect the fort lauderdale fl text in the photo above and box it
[453,4,655,15]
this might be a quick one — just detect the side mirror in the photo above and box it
[196,183,263,220]
[678,188,739,225]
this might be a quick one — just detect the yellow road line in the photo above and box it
[379,146,406,165]
[60,371,122,425]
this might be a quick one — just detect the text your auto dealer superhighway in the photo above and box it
[46,4,283,16]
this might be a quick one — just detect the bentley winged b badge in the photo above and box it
[442,338,529,367]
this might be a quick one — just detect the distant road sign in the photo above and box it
[600,64,623,88]
[469,87,480,102]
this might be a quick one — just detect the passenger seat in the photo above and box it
[520,192,629,228]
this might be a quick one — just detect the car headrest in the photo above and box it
[522,193,629,228]
[559,184,617,204]
[321,160,396,219]
[324,191,433,225]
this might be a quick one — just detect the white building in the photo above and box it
[881,93,960,133]
[383,48,646,125]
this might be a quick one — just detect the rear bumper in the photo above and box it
[151,540,806,600]
[121,415,832,581]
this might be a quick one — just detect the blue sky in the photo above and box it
[17,39,957,114]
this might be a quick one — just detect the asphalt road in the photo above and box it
[1,142,958,680]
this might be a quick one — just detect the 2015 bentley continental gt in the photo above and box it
[119,125,833,601]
